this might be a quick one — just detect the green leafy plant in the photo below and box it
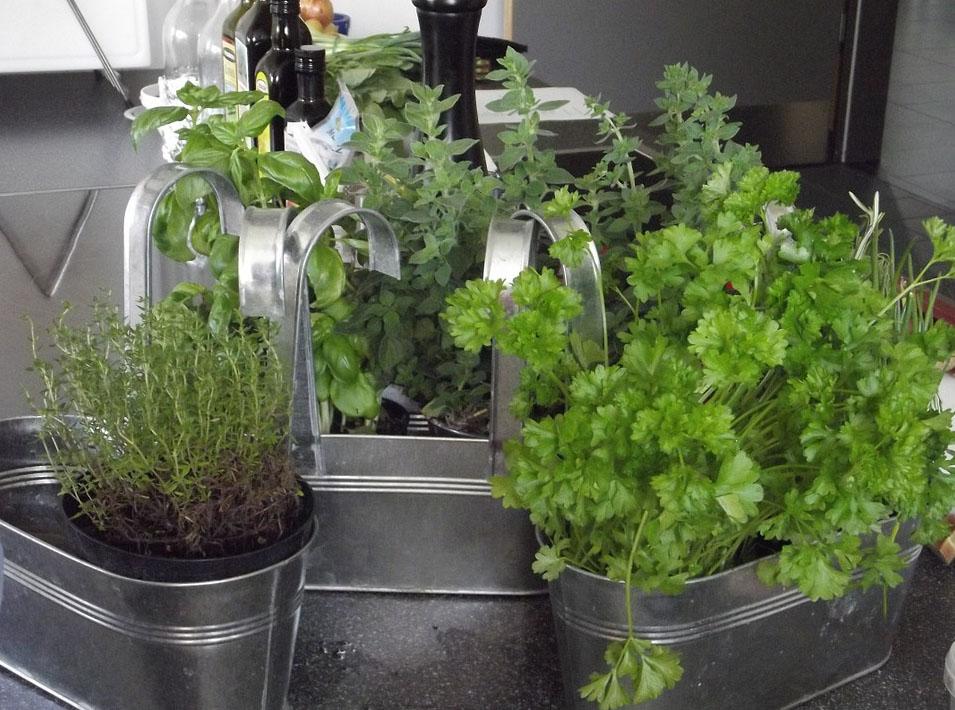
[485,48,575,210]
[131,82,379,430]
[128,51,665,434]
[312,30,421,114]
[31,301,300,557]
[338,84,499,426]
[444,64,955,708]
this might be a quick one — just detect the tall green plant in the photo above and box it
[444,65,955,708]
[131,83,379,428]
[31,301,299,557]
[339,84,499,423]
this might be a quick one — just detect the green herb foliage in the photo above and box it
[650,63,762,228]
[131,82,379,430]
[340,83,500,423]
[131,48,625,431]
[485,49,575,209]
[444,64,955,707]
[31,301,300,557]
[311,31,421,114]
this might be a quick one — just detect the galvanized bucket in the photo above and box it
[0,416,313,710]
[124,164,605,594]
[549,533,921,710]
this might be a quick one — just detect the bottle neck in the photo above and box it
[296,71,325,104]
[270,6,300,51]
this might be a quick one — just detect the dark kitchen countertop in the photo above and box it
[286,551,954,710]
[1,550,950,709]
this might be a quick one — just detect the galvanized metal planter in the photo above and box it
[549,534,922,710]
[123,164,605,594]
[0,416,313,710]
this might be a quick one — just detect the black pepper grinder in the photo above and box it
[412,0,488,171]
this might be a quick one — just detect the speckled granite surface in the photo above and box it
[0,551,950,709]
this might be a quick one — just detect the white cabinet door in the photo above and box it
[0,0,175,73]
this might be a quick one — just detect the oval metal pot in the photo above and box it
[548,529,922,710]
[0,416,314,710]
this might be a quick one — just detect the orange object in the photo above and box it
[935,512,955,564]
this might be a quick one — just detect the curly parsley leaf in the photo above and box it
[714,452,763,523]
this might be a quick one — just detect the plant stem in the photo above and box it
[878,273,949,317]
[624,510,650,635]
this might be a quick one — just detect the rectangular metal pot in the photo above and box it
[549,534,922,709]
[0,417,312,710]
[307,434,543,594]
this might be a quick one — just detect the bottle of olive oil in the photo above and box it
[234,0,270,95]
[222,0,254,94]
[254,0,305,152]
[234,0,310,94]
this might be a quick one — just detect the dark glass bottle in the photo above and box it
[254,0,306,152]
[234,0,310,94]
[285,48,332,131]
[413,0,488,171]
[222,0,254,93]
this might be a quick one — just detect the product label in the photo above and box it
[222,37,238,92]
[235,39,251,129]
[283,80,360,180]
[236,40,250,91]
[256,72,271,153]
[222,37,239,121]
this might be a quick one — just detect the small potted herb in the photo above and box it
[444,65,955,708]
[31,300,313,581]
[24,299,314,708]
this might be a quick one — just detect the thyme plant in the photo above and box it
[31,301,299,557]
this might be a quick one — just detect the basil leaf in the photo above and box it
[152,194,194,263]
[179,134,232,173]
[162,282,207,305]
[130,106,188,149]
[208,233,239,278]
[236,100,285,138]
[307,246,346,308]
[259,151,324,204]
[330,372,379,419]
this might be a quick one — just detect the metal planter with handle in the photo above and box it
[0,414,313,710]
[123,164,605,595]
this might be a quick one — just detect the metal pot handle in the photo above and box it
[239,199,400,477]
[123,164,244,325]
[485,210,606,475]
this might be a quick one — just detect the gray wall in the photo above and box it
[0,70,164,417]
[513,0,847,165]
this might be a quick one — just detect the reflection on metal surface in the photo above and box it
[238,199,400,479]
[0,190,97,297]
[513,208,607,354]
[485,210,606,475]
[307,475,492,496]
[123,164,244,324]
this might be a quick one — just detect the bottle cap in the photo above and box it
[294,46,327,73]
